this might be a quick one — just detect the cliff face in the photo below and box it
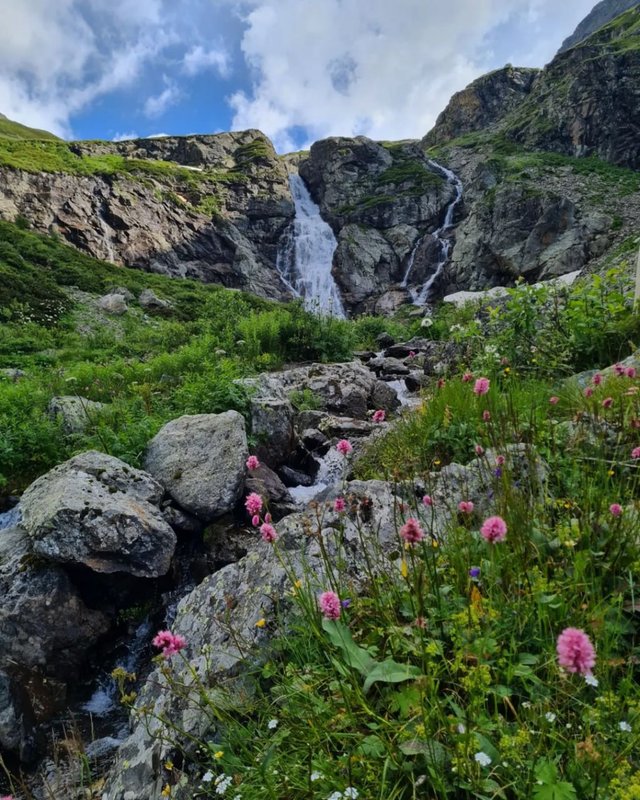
[0,130,295,302]
[558,0,639,52]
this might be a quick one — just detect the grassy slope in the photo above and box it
[0,114,60,142]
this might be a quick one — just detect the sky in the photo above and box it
[0,0,597,153]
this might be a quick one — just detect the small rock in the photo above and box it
[245,464,296,519]
[376,332,395,348]
[138,289,172,313]
[278,466,314,487]
[97,293,128,315]
[48,396,105,435]
[0,368,25,381]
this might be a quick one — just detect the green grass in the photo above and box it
[0,114,60,141]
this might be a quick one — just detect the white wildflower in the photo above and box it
[267,718,279,730]
[585,673,599,687]
[202,770,214,783]
[545,712,556,723]
[215,774,233,795]
[311,771,323,782]
[474,752,492,767]
[327,793,343,800]
[457,723,466,734]
[619,721,632,732]
[344,790,359,799]
[421,316,434,328]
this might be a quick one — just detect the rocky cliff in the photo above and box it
[558,0,639,52]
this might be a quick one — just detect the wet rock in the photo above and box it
[371,379,401,413]
[48,395,105,435]
[244,464,296,518]
[0,527,109,760]
[405,372,428,393]
[20,451,175,577]
[162,506,204,535]
[300,428,330,454]
[97,293,128,315]
[278,465,314,487]
[250,397,296,467]
[144,411,248,522]
[376,332,396,348]
[385,337,434,358]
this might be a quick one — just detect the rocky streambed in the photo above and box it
[0,335,468,797]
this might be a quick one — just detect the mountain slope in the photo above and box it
[558,0,639,52]
[0,113,59,141]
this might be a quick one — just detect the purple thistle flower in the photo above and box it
[469,567,481,579]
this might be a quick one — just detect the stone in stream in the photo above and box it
[20,451,176,577]
[144,411,248,522]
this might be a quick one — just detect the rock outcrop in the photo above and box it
[558,0,639,53]
[20,451,176,577]
[144,411,249,522]
[0,130,295,303]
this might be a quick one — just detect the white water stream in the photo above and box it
[402,160,463,305]
[277,174,346,317]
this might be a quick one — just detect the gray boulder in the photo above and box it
[144,411,248,522]
[139,288,173,313]
[48,395,105,435]
[97,293,128,315]
[20,451,175,577]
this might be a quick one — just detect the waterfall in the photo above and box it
[277,174,346,318]
[402,160,463,305]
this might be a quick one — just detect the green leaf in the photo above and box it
[399,738,446,766]
[533,760,577,800]
[362,659,422,693]
[322,619,376,676]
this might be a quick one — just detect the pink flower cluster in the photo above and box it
[400,518,425,544]
[245,492,263,516]
[246,455,260,470]
[474,377,490,396]
[458,501,474,514]
[556,627,596,676]
[422,494,433,507]
[334,497,346,512]
[480,515,507,544]
[632,447,640,459]
[318,590,341,620]
[610,503,623,518]
[336,439,353,456]
[372,409,386,423]
[260,523,277,543]
[152,630,186,658]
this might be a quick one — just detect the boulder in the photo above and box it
[0,527,109,760]
[371,379,401,413]
[20,451,175,577]
[138,288,173,313]
[97,293,128,315]
[244,464,296,519]
[144,411,248,522]
[48,395,105,435]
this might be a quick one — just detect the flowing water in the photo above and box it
[277,174,346,317]
[402,160,463,305]
[0,505,21,531]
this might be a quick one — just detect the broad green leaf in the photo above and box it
[399,738,446,766]
[362,659,422,693]
[322,619,376,676]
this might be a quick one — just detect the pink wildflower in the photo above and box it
[602,397,613,409]
[625,366,637,378]
[251,514,260,527]
[609,503,623,518]
[264,512,272,523]
[152,630,186,658]
[592,373,603,386]
[473,377,490,396]
[480,515,507,544]
[246,455,260,470]
[260,522,277,543]
[414,617,427,629]
[556,627,596,676]
[482,410,491,422]
[372,409,386,423]
[409,351,417,359]
[437,378,446,389]
[422,494,434,507]
[336,439,353,456]
[549,396,559,405]
[584,387,594,398]
[614,363,626,376]
[245,492,263,516]
[400,518,425,544]
[462,371,473,383]
[475,445,484,456]
[632,446,640,459]
[495,455,506,466]
[318,591,341,621]
[458,501,474,514]
[334,497,346,512]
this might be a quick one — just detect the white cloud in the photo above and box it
[113,131,139,141]
[183,45,230,77]
[144,80,181,118]
[229,0,596,151]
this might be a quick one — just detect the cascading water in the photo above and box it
[277,174,346,318]
[402,160,463,305]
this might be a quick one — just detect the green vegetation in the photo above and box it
[234,137,274,168]
[0,114,60,142]
[119,268,640,797]
[0,220,417,495]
